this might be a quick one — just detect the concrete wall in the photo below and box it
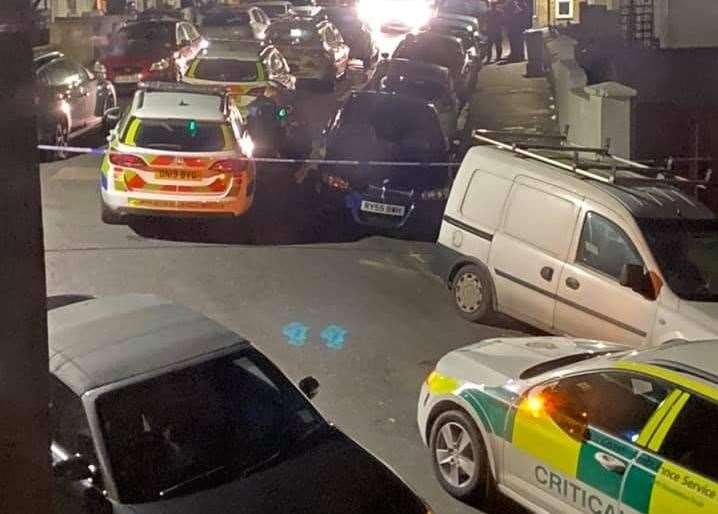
[546,33,636,156]
[654,0,718,49]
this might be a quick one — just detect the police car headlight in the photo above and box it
[150,58,170,71]
[421,187,450,201]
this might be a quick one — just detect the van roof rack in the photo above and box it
[472,129,714,188]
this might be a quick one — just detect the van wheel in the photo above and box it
[452,264,493,322]
[430,410,495,506]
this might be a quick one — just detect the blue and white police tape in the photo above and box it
[37,144,461,167]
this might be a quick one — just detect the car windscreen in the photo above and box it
[639,218,718,302]
[118,23,173,46]
[377,75,448,103]
[192,59,259,82]
[267,26,320,44]
[202,9,251,26]
[393,40,462,75]
[339,95,445,154]
[96,348,323,504]
[260,4,289,17]
[123,118,228,152]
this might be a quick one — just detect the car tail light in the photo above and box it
[246,87,266,97]
[210,159,247,175]
[321,172,350,191]
[109,153,147,169]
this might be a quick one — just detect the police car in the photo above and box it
[418,337,718,514]
[100,82,255,224]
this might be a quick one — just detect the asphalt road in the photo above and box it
[41,35,531,514]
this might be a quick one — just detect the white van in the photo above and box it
[435,134,718,347]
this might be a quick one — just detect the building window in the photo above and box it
[556,0,573,19]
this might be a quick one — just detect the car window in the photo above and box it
[322,26,336,44]
[50,377,98,466]
[96,348,322,503]
[332,26,344,44]
[176,24,189,43]
[658,394,718,481]
[541,371,673,443]
[186,23,200,40]
[63,59,91,83]
[192,59,259,82]
[39,59,79,87]
[268,51,284,76]
[577,212,644,280]
[123,117,229,152]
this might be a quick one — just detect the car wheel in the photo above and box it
[452,264,493,322]
[430,410,494,505]
[101,201,124,225]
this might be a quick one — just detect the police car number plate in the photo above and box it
[156,170,202,181]
[115,74,141,83]
[360,200,405,217]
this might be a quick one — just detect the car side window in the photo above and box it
[332,27,344,44]
[187,23,200,41]
[64,59,91,84]
[50,377,98,466]
[40,59,75,87]
[657,394,718,481]
[322,27,335,45]
[576,212,643,280]
[540,371,672,443]
[269,51,284,76]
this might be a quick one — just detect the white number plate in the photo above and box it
[360,200,405,217]
[115,74,141,84]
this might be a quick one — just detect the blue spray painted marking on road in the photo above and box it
[282,322,310,347]
[320,325,348,350]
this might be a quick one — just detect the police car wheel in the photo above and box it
[452,264,493,322]
[430,410,491,502]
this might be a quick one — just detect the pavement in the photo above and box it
[42,47,555,514]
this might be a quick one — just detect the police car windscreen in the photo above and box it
[127,119,227,152]
[261,5,289,17]
[193,60,259,82]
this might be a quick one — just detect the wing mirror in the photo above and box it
[620,264,656,299]
[53,455,93,482]
[299,376,320,399]
[103,106,122,130]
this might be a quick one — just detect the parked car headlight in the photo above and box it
[321,172,350,191]
[421,187,450,201]
[150,58,170,71]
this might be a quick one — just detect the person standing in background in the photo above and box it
[504,0,527,63]
[485,1,504,64]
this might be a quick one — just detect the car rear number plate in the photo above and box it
[360,200,405,216]
[115,74,141,83]
[157,170,202,181]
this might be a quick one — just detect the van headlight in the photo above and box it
[150,58,170,71]
[421,187,450,201]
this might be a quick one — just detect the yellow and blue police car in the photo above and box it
[417,337,718,514]
[100,82,256,224]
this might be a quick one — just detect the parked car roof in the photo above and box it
[48,294,246,395]
[627,339,718,381]
[201,39,271,60]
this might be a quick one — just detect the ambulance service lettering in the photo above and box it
[535,465,624,514]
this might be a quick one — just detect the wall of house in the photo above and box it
[654,0,718,49]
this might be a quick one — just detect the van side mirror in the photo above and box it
[299,376,320,399]
[620,263,655,299]
[53,455,93,482]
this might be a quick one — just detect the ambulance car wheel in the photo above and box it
[452,264,493,322]
[101,202,124,225]
[430,410,494,505]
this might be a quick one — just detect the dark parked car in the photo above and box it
[201,5,271,40]
[365,58,459,137]
[318,91,455,240]
[323,6,377,67]
[423,16,486,61]
[34,51,116,160]
[49,294,433,514]
[96,19,206,93]
[392,31,476,105]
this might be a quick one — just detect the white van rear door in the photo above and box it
[488,177,582,332]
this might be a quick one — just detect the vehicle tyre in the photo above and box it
[430,409,495,506]
[100,92,117,134]
[451,264,493,322]
[101,201,124,225]
[47,120,69,161]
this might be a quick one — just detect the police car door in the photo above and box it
[620,382,718,514]
[504,370,673,514]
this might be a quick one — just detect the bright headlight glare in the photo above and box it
[239,134,255,158]
[150,58,170,71]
